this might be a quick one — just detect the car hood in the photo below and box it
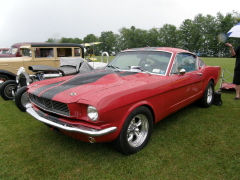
[28,69,167,104]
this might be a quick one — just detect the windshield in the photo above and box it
[8,47,18,54]
[0,49,9,54]
[106,51,172,75]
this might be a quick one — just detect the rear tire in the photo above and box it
[0,80,18,100]
[198,81,214,108]
[15,86,29,112]
[112,106,153,155]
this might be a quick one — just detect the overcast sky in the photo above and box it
[0,0,238,47]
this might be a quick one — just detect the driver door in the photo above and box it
[168,53,204,108]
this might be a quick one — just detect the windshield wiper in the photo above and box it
[107,65,119,70]
[128,66,151,74]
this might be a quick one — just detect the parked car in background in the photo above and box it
[0,43,85,84]
[0,57,94,112]
[0,48,9,54]
[0,42,47,58]
[26,47,221,155]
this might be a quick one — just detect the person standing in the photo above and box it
[226,43,240,100]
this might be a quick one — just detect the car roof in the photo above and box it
[0,48,9,50]
[23,43,84,48]
[11,42,84,49]
[11,42,49,48]
[123,47,191,54]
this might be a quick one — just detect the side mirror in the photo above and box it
[179,69,186,75]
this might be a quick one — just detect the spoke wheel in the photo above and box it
[0,80,18,100]
[113,106,153,155]
[127,114,149,148]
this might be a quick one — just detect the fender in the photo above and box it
[17,72,33,86]
[28,65,59,73]
[0,69,16,79]
[111,100,155,135]
[202,66,221,88]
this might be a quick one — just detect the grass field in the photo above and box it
[1,57,240,180]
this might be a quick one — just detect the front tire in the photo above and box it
[15,86,29,112]
[0,80,18,100]
[198,81,214,108]
[113,106,153,155]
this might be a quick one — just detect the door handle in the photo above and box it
[197,73,202,76]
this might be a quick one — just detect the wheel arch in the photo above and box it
[206,78,215,90]
[141,104,155,123]
[0,69,16,80]
[121,101,156,126]
[112,102,155,155]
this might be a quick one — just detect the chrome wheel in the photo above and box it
[113,106,153,155]
[127,114,149,148]
[207,85,213,104]
[198,81,214,108]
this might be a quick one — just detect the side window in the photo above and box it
[170,55,184,75]
[21,48,32,57]
[198,58,205,68]
[170,57,179,75]
[176,53,197,73]
[74,48,81,57]
[35,48,54,58]
[57,48,72,57]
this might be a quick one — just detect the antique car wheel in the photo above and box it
[113,106,153,155]
[0,80,18,100]
[198,81,214,108]
[15,86,29,112]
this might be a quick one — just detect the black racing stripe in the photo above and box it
[32,81,65,96]
[34,70,139,100]
[115,71,138,77]
[39,69,116,99]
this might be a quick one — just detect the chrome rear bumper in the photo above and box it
[26,104,117,137]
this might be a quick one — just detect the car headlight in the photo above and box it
[87,105,98,121]
[17,67,25,75]
[16,67,25,83]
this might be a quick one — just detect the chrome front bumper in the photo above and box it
[26,104,117,137]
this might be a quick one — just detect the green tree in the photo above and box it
[60,37,73,43]
[147,28,161,47]
[99,31,117,55]
[158,24,179,47]
[118,26,148,49]
[83,34,100,55]
[46,38,61,43]
[45,10,240,57]
[178,19,194,50]
[216,12,239,57]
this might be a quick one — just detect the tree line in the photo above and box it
[46,11,240,57]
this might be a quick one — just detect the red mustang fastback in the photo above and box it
[26,47,221,155]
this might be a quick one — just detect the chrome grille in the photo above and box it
[29,93,70,116]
